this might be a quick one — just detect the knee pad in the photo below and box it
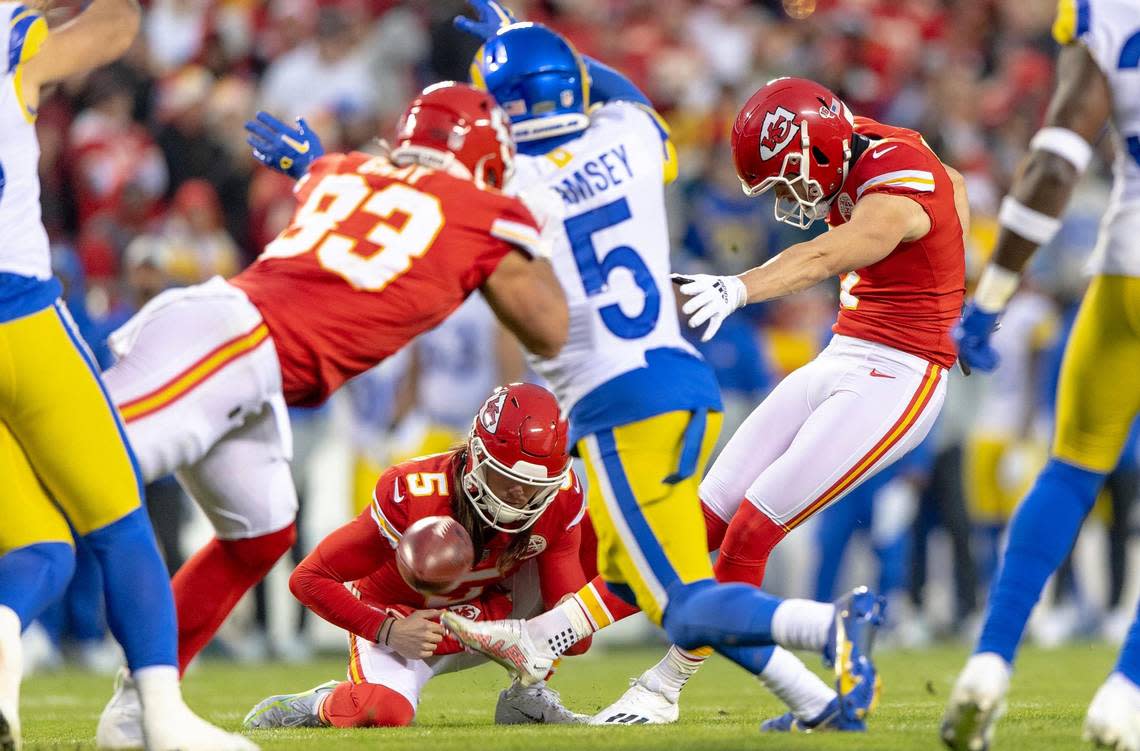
[220,522,296,571]
[324,682,415,728]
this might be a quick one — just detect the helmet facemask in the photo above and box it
[741,123,850,230]
[462,436,567,533]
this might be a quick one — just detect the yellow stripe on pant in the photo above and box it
[1052,275,1140,473]
[577,410,722,626]
[0,303,143,553]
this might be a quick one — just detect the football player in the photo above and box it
[432,5,886,732]
[943,1,1140,748]
[242,384,590,728]
[95,83,569,747]
[0,2,252,749]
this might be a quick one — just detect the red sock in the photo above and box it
[321,681,415,728]
[713,502,785,586]
[172,523,296,673]
[701,502,730,551]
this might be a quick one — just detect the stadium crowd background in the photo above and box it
[28,0,1138,671]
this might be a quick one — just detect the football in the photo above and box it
[395,516,475,595]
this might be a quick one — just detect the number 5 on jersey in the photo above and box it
[264,172,444,291]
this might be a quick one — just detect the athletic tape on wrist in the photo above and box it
[974,264,1021,313]
[1029,127,1093,173]
[998,196,1062,246]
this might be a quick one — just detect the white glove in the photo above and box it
[672,273,747,342]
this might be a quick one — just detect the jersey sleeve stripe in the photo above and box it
[490,218,540,257]
[8,7,42,73]
[566,497,587,531]
[369,494,402,548]
[855,170,936,199]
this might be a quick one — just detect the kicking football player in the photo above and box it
[243,384,590,728]
[943,1,1140,749]
[0,2,252,749]
[433,6,887,732]
[95,83,568,747]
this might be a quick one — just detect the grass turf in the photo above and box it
[22,642,1114,750]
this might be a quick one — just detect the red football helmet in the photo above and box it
[462,383,570,533]
[392,81,515,189]
[731,77,855,229]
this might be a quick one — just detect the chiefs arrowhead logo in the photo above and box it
[447,603,481,620]
[521,535,547,559]
[479,391,508,433]
[759,106,799,161]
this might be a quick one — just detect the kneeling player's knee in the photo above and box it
[323,682,415,728]
[221,522,296,571]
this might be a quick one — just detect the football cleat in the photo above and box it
[1083,672,1140,751]
[824,587,885,724]
[759,696,866,733]
[96,668,142,750]
[0,702,18,751]
[495,680,588,725]
[589,677,679,726]
[440,613,554,686]
[940,652,1011,751]
[244,680,338,729]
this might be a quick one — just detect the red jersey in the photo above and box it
[289,451,587,645]
[826,117,965,368]
[230,152,542,406]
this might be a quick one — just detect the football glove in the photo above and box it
[952,301,1001,372]
[453,0,518,40]
[671,273,747,342]
[245,112,324,180]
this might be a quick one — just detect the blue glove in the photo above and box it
[953,302,1001,373]
[245,112,324,180]
[453,0,517,40]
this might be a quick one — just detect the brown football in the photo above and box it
[395,516,475,595]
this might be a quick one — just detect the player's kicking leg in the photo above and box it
[0,303,254,751]
[943,277,1140,751]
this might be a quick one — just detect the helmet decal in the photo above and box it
[759,106,800,161]
[478,390,507,433]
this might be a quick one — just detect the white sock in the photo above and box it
[642,645,710,701]
[0,606,23,712]
[525,597,594,657]
[758,646,835,721]
[133,665,182,712]
[771,599,835,652]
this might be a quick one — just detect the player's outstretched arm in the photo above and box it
[481,252,568,359]
[955,41,1110,373]
[674,193,927,341]
[20,0,140,100]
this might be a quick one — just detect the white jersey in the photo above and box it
[0,3,50,280]
[1058,0,1140,275]
[511,102,700,414]
[972,291,1059,435]
[414,294,499,430]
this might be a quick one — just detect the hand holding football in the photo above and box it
[396,516,475,595]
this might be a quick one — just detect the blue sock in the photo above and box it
[976,459,1103,663]
[0,542,75,628]
[83,507,177,670]
[1116,596,1140,686]
[662,579,781,651]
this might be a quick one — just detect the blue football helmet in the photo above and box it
[470,22,590,143]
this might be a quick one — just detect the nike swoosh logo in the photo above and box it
[392,478,404,503]
[515,708,544,723]
[871,146,897,159]
[281,135,310,154]
[869,368,896,379]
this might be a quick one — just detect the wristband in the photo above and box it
[998,196,1062,246]
[973,264,1020,313]
[377,616,394,646]
[1030,127,1093,173]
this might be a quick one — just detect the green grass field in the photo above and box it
[21,643,1114,750]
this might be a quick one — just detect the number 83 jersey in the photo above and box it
[512,102,721,442]
[230,152,542,407]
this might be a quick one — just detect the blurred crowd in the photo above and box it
[29,0,1136,669]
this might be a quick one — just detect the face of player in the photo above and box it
[483,466,544,510]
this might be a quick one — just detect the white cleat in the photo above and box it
[941,653,1011,751]
[589,676,679,726]
[0,605,22,751]
[495,680,587,724]
[1084,673,1140,751]
[440,613,554,686]
[97,668,258,751]
[0,700,19,751]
